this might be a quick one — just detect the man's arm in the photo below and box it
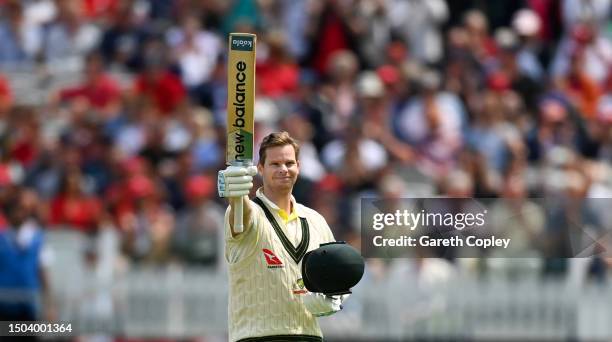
[228,196,253,237]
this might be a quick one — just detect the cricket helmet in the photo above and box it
[301,241,365,295]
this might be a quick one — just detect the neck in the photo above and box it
[263,187,292,213]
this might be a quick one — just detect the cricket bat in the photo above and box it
[226,33,256,233]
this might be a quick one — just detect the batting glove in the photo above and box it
[218,165,258,198]
[302,292,350,317]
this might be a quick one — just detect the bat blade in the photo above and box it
[227,33,255,167]
[227,33,256,233]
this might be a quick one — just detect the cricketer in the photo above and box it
[218,132,349,342]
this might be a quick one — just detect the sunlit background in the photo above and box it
[0,0,611,341]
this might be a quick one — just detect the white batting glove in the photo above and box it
[217,165,258,198]
[302,292,350,317]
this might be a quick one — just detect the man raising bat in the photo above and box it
[218,131,354,342]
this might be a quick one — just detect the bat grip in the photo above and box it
[234,196,244,233]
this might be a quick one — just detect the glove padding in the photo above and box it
[218,165,257,198]
[302,292,349,317]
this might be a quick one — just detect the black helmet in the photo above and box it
[301,241,365,295]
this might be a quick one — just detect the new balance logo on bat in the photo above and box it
[263,249,284,268]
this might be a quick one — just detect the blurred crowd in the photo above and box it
[0,0,611,284]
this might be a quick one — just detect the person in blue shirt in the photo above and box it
[0,186,54,323]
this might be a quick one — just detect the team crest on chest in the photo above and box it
[262,248,284,268]
[292,278,307,294]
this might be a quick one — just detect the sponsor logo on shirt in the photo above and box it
[263,248,284,268]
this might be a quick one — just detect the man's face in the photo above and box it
[6,197,27,229]
[258,145,300,193]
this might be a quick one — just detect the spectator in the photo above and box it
[511,9,546,81]
[119,174,175,265]
[491,28,544,114]
[387,0,449,65]
[104,156,148,221]
[7,106,41,169]
[455,147,500,198]
[321,50,360,132]
[306,0,358,75]
[550,21,612,84]
[351,0,393,69]
[358,71,414,164]
[187,108,223,173]
[138,121,178,171]
[48,169,103,233]
[0,186,55,324]
[466,84,526,174]
[393,69,466,180]
[310,173,351,239]
[172,175,224,267]
[462,9,497,65]
[291,69,333,153]
[256,31,299,99]
[56,52,122,112]
[443,26,483,104]
[166,13,222,107]
[280,113,326,183]
[540,150,606,279]
[81,131,115,196]
[321,121,388,191]
[132,39,187,116]
[281,0,310,61]
[42,0,101,71]
[112,100,154,157]
[98,1,150,72]
[525,95,595,162]
[488,163,546,268]
[0,1,43,68]
[24,148,64,201]
[555,47,602,119]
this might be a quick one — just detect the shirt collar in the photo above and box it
[255,187,304,223]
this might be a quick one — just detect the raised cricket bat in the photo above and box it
[227,33,256,233]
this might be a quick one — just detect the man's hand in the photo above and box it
[218,165,258,198]
[302,292,350,317]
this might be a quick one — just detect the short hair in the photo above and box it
[258,131,300,165]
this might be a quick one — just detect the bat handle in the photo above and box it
[234,196,244,233]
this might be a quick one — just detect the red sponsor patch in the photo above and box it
[263,248,284,268]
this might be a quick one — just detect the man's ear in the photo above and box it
[257,163,263,174]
